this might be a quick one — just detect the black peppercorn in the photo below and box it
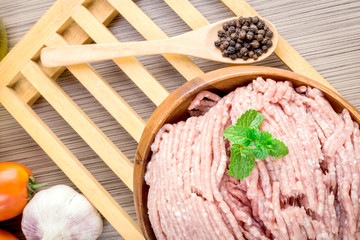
[255,34,263,42]
[238,16,245,25]
[248,51,254,58]
[255,48,263,56]
[257,21,265,29]
[258,29,265,36]
[246,31,254,40]
[235,43,242,50]
[216,16,273,61]
[265,30,273,38]
[217,30,225,37]
[242,55,249,60]
[227,46,236,54]
[228,26,236,33]
[261,37,269,45]
[266,39,273,48]
[222,41,229,48]
[240,47,248,56]
[214,40,221,47]
[230,54,237,60]
[239,30,246,40]
[250,40,260,49]
[249,24,258,33]
[252,16,259,24]
[230,33,238,40]
[229,20,236,27]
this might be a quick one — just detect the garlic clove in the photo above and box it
[21,185,103,240]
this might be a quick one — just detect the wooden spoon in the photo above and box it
[41,17,278,67]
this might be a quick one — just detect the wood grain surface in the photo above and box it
[0,0,359,239]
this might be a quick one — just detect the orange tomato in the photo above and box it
[0,162,43,221]
[0,229,18,240]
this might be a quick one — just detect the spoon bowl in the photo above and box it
[202,17,278,64]
[41,17,278,67]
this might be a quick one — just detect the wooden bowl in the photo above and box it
[134,66,360,239]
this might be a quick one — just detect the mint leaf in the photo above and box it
[257,131,288,158]
[268,139,289,158]
[228,145,255,180]
[236,109,264,130]
[249,145,269,160]
[258,131,273,145]
[223,126,259,147]
[224,109,289,180]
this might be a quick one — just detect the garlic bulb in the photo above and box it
[21,185,103,240]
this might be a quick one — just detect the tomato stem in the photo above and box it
[27,176,46,200]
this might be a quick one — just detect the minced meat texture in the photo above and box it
[145,77,360,239]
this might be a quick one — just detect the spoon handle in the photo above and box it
[40,17,279,67]
[41,37,191,67]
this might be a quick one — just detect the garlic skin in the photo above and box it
[21,185,103,240]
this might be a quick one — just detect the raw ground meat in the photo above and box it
[145,77,360,240]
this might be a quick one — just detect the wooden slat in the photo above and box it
[67,0,118,41]
[163,0,210,29]
[21,60,134,191]
[106,0,204,81]
[12,0,119,105]
[46,33,146,142]
[220,0,336,92]
[0,0,86,89]
[70,5,169,106]
[13,75,43,106]
[0,87,143,240]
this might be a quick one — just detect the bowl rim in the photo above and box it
[133,66,360,239]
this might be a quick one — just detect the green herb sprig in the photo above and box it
[224,109,289,180]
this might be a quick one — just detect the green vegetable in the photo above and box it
[224,109,289,180]
[236,108,264,130]
[0,18,8,61]
[227,145,255,180]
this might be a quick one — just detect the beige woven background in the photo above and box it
[0,0,359,239]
